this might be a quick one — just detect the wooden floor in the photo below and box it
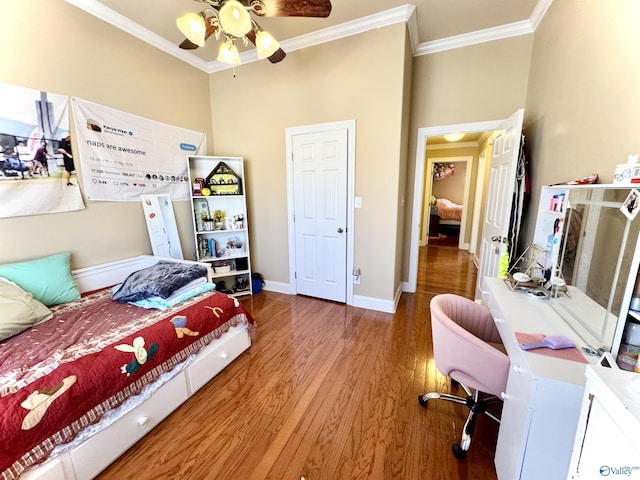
[99,246,498,480]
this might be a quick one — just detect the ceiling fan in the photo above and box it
[177,0,332,64]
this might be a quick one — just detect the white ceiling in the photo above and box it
[65,0,551,72]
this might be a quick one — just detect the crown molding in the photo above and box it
[405,5,420,54]
[415,20,533,56]
[415,0,553,56]
[65,0,209,71]
[65,1,550,73]
[209,5,417,72]
[529,0,554,30]
[283,4,416,53]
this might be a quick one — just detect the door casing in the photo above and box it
[406,119,502,293]
[285,120,356,305]
[421,155,473,249]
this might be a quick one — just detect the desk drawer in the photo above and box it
[495,360,535,480]
[491,311,525,360]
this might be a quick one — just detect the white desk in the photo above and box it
[567,365,640,479]
[482,278,599,480]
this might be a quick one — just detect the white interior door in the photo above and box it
[469,149,487,257]
[475,109,524,300]
[292,129,348,302]
[141,194,183,259]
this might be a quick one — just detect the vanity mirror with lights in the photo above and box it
[532,185,640,361]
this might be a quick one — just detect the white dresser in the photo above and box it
[567,365,640,479]
[483,277,598,480]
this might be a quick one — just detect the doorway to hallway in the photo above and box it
[416,245,477,298]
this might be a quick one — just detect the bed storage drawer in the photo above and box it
[21,455,71,480]
[187,325,250,393]
[70,372,189,480]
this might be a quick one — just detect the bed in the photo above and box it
[435,198,463,224]
[0,254,255,480]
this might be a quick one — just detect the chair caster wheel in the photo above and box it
[418,395,428,407]
[452,443,467,459]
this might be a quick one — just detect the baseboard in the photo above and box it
[263,280,295,295]
[351,293,397,314]
[401,281,414,293]
[263,279,397,313]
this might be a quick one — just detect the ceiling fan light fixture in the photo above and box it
[256,30,279,59]
[217,40,241,65]
[444,132,465,142]
[176,12,206,47]
[219,0,252,37]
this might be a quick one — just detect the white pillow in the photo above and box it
[0,277,53,341]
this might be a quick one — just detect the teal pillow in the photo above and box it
[0,253,81,306]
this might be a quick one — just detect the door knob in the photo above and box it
[337,228,344,233]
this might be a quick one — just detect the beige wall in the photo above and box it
[0,0,212,268]
[521,0,640,247]
[208,23,410,301]
[394,31,415,294]
[5,1,639,307]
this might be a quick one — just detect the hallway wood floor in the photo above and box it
[99,246,498,480]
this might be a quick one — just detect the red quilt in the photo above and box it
[0,289,255,479]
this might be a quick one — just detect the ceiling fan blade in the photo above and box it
[178,19,219,50]
[252,0,332,18]
[245,28,287,63]
[266,48,286,63]
[179,39,199,50]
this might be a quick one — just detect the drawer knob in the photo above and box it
[494,318,503,324]
[500,392,508,400]
[513,365,522,373]
[137,416,149,426]
[219,352,229,360]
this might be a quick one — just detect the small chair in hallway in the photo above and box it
[418,293,510,459]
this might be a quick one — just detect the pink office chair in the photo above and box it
[418,294,510,459]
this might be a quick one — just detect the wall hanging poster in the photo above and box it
[71,98,206,201]
[0,82,85,218]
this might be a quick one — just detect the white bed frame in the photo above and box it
[20,255,251,480]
